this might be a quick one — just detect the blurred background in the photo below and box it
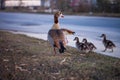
[0,0,120,14]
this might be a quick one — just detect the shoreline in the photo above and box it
[0,30,120,80]
[1,29,119,58]
[1,10,120,18]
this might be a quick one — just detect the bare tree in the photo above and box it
[56,0,71,12]
[41,0,45,8]
[19,0,23,8]
[0,0,5,10]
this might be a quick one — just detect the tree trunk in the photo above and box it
[0,0,5,10]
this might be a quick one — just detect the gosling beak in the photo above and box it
[100,35,102,37]
[73,38,76,41]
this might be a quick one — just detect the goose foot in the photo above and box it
[110,49,113,53]
[102,48,107,52]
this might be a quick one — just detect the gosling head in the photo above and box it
[73,37,79,41]
[100,34,106,38]
[82,38,87,43]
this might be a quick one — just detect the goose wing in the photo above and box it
[106,40,116,47]
[88,42,97,49]
[61,28,75,35]
[48,29,65,40]
[77,43,88,50]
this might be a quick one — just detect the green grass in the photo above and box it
[0,30,120,80]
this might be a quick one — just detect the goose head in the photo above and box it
[100,34,106,38]
[100,34,107,41]
[54,11,64,24]
[54,11,64,18]
[100,34,106,37]
[82,38,87,43]
[73,37,79,42]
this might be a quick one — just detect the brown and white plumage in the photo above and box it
[48,11,73,54]
[82,38,97,52]
[61,28,75,35]
[100,34,116,52]
[74,37,89,52]
[48,29,66,54]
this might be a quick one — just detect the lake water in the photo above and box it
[0,12,120,58]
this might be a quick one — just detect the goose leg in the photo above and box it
[54,47,57,54]
[111,48,113,52]
[90,48,92,52]
[103,48,107,52]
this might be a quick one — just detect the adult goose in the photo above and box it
[82,38,97,52]
[48,11,74,54]
[100,34,116,52]
[74,37,89,52]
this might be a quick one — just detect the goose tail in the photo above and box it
[113,43,116,47]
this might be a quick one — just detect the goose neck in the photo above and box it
[84,40,87,43]
[76,39,80,43]
[103,36,106,41]
[54,16,59,24]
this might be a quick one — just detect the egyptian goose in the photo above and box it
[48,11,74,54]
[73,37,89,52]
[100,34,116,52]
[82,38,97,52]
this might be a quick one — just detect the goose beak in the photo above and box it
[60,14,64,18]
[61,15,64,18]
